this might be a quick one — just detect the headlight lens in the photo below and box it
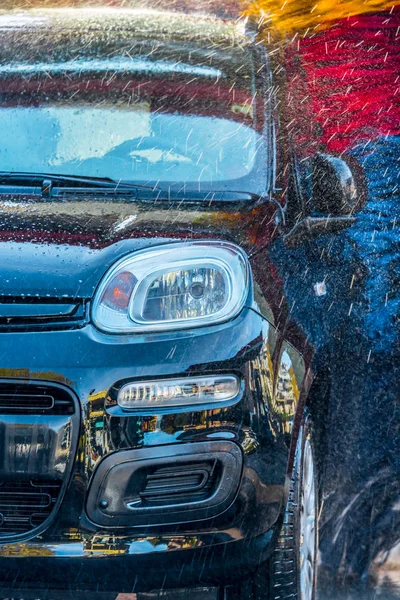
[92,241,249,333]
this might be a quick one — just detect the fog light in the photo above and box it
[117,375,240,410]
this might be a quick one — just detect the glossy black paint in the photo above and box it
[0,300,305,588]
[0,8,334,593]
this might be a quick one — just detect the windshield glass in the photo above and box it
[0,22,267,194]
[0,106,262,185]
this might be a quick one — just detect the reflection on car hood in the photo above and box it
[0,198,276,299]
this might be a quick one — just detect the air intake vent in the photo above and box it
[0,380,79,542]
[0,383,75,415]
[87,441,243,527]
[0,479,62,535]
[135,461,220,508]
[57,188,137,198]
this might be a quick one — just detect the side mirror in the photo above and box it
[284,152,367,247]
[312,153,359,215]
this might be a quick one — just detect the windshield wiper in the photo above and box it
[0,172,155,199]
[0,172,275,207]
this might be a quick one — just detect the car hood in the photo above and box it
[0,198,277,300]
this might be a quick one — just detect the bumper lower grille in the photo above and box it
[0,479,62,534]
[0,380,79,540]
[139,461,220,506]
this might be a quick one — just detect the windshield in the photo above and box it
[0,28,268,195]
[0,106,263,186]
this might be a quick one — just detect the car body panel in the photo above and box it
[0,8,314,592]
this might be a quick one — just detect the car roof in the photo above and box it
[0,8,254,81]
[0,8,249,48]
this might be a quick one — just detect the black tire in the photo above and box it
[231,417,318,600]
[269,417,318,600]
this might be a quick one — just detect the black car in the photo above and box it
[0,8,363,600]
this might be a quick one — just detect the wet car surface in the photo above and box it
[0,9,330,599]
[0,1,399,600]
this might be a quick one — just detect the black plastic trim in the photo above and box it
[86,441,243,528]
[0,298,88,331]
[0,379,80,542]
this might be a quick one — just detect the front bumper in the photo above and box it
[0,306,288,590]
[0,530,275,594]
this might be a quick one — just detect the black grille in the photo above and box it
[134,460,221,508]
[0,479,62,534]
[0,383,75,415]
[0,298,87,331]
[86,441,242,528]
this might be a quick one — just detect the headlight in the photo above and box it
[92,241,249,333]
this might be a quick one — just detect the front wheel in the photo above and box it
[232,417,318,600]
[270,418,318,600]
